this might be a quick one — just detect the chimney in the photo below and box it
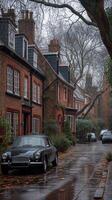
[18,10,35,44]
[48,39,60,53]
[1,9,16,25]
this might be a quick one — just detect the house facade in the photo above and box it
[0,9,77,139]
[0,9,44,138]
[41,39,77,135]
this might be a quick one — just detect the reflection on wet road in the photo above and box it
[0,142,112,200]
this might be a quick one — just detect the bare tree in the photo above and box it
[27,0,112,59]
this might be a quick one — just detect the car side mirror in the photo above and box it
[46,144,50,147]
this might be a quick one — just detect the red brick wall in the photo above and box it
[0,51,43,135]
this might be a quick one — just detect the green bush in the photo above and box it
[0,117,12,153]
[44,119,59,135]
[76,119,94,142]
[106,152,112,162]
[63,120,74,145]
[50,134,71,152]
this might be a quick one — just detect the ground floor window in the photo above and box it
[32,117,40,133]
[65,115,74,132]
[6,111,19,138]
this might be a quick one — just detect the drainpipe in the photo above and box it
[30,71,32,133]
[42,79,45,133]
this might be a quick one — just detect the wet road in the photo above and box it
[0,141,112,200]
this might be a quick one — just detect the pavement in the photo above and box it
[104,162,112,200]
[61,146,112,200]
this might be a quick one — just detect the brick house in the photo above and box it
[0,9,77,139]
[18,10,77,135]
[40,39,77,135]
[0,9,44,137]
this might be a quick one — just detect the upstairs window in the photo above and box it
[64,87,67,100]
[33,51,37,68]
[23,38,28,59]
[14,70,20,95]
[8,24,15,49]
[32,82,37,102]
[24,77,28,99]
[37,85,41,104]
[7,66,20,96]
[32,83,41,104]
[7,67,13,93]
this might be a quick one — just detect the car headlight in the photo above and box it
[2,153,8,160]
[34,153,40,160]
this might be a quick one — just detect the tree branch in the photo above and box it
[82,87,109,118]
[29,0,96,26]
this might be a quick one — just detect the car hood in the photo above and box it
[7,146,44,157]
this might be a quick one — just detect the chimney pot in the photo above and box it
[48,38,60,53]
[18,10,35,44]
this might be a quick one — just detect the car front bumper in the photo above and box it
[1,161,43,169]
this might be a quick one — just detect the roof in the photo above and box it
[42,51,74,89]
[0,42,45,80]
[74,85,85,101]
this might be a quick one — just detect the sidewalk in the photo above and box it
[104,162,112,200]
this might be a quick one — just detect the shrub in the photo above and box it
[0,117,12,153]
[44,119,59,135]
[50,134,71,152]
[76,119,94,142]
[106,152,112,162]
[63,120,74,145]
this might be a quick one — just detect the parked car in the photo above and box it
[102,131,112,144]
[0,135,58,175]
[87,133,97,142]
[99,129,108,140]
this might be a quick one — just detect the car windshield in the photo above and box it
[103,132,112,137]
[12,136,45,147]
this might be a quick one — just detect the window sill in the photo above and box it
[6,92,21,99]
[32,101,42,106]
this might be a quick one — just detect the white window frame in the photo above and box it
[6,112,19,137]
[23,38,28,59]
[24,77,28,99]
[8,24,15,49]
[14,70,20,95]
[32,117,40,133]
[7,66,13,93]
[66,115,74,131]
[64,87,67,100]
[33,51,38,68]
[37,85,41,104]
[33,82,37,102]
[58,84,60,102]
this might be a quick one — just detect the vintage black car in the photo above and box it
[0,135,58,175]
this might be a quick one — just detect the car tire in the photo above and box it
[42,157,47,173]
[52,154,58,167]
[1,166,9,175]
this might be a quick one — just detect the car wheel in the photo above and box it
[1,166,9,175]
[52,154,58,167]
[42,157,47,173]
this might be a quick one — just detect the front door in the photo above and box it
[23,112,29,135]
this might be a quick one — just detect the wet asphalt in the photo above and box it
[0,141,112,200]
